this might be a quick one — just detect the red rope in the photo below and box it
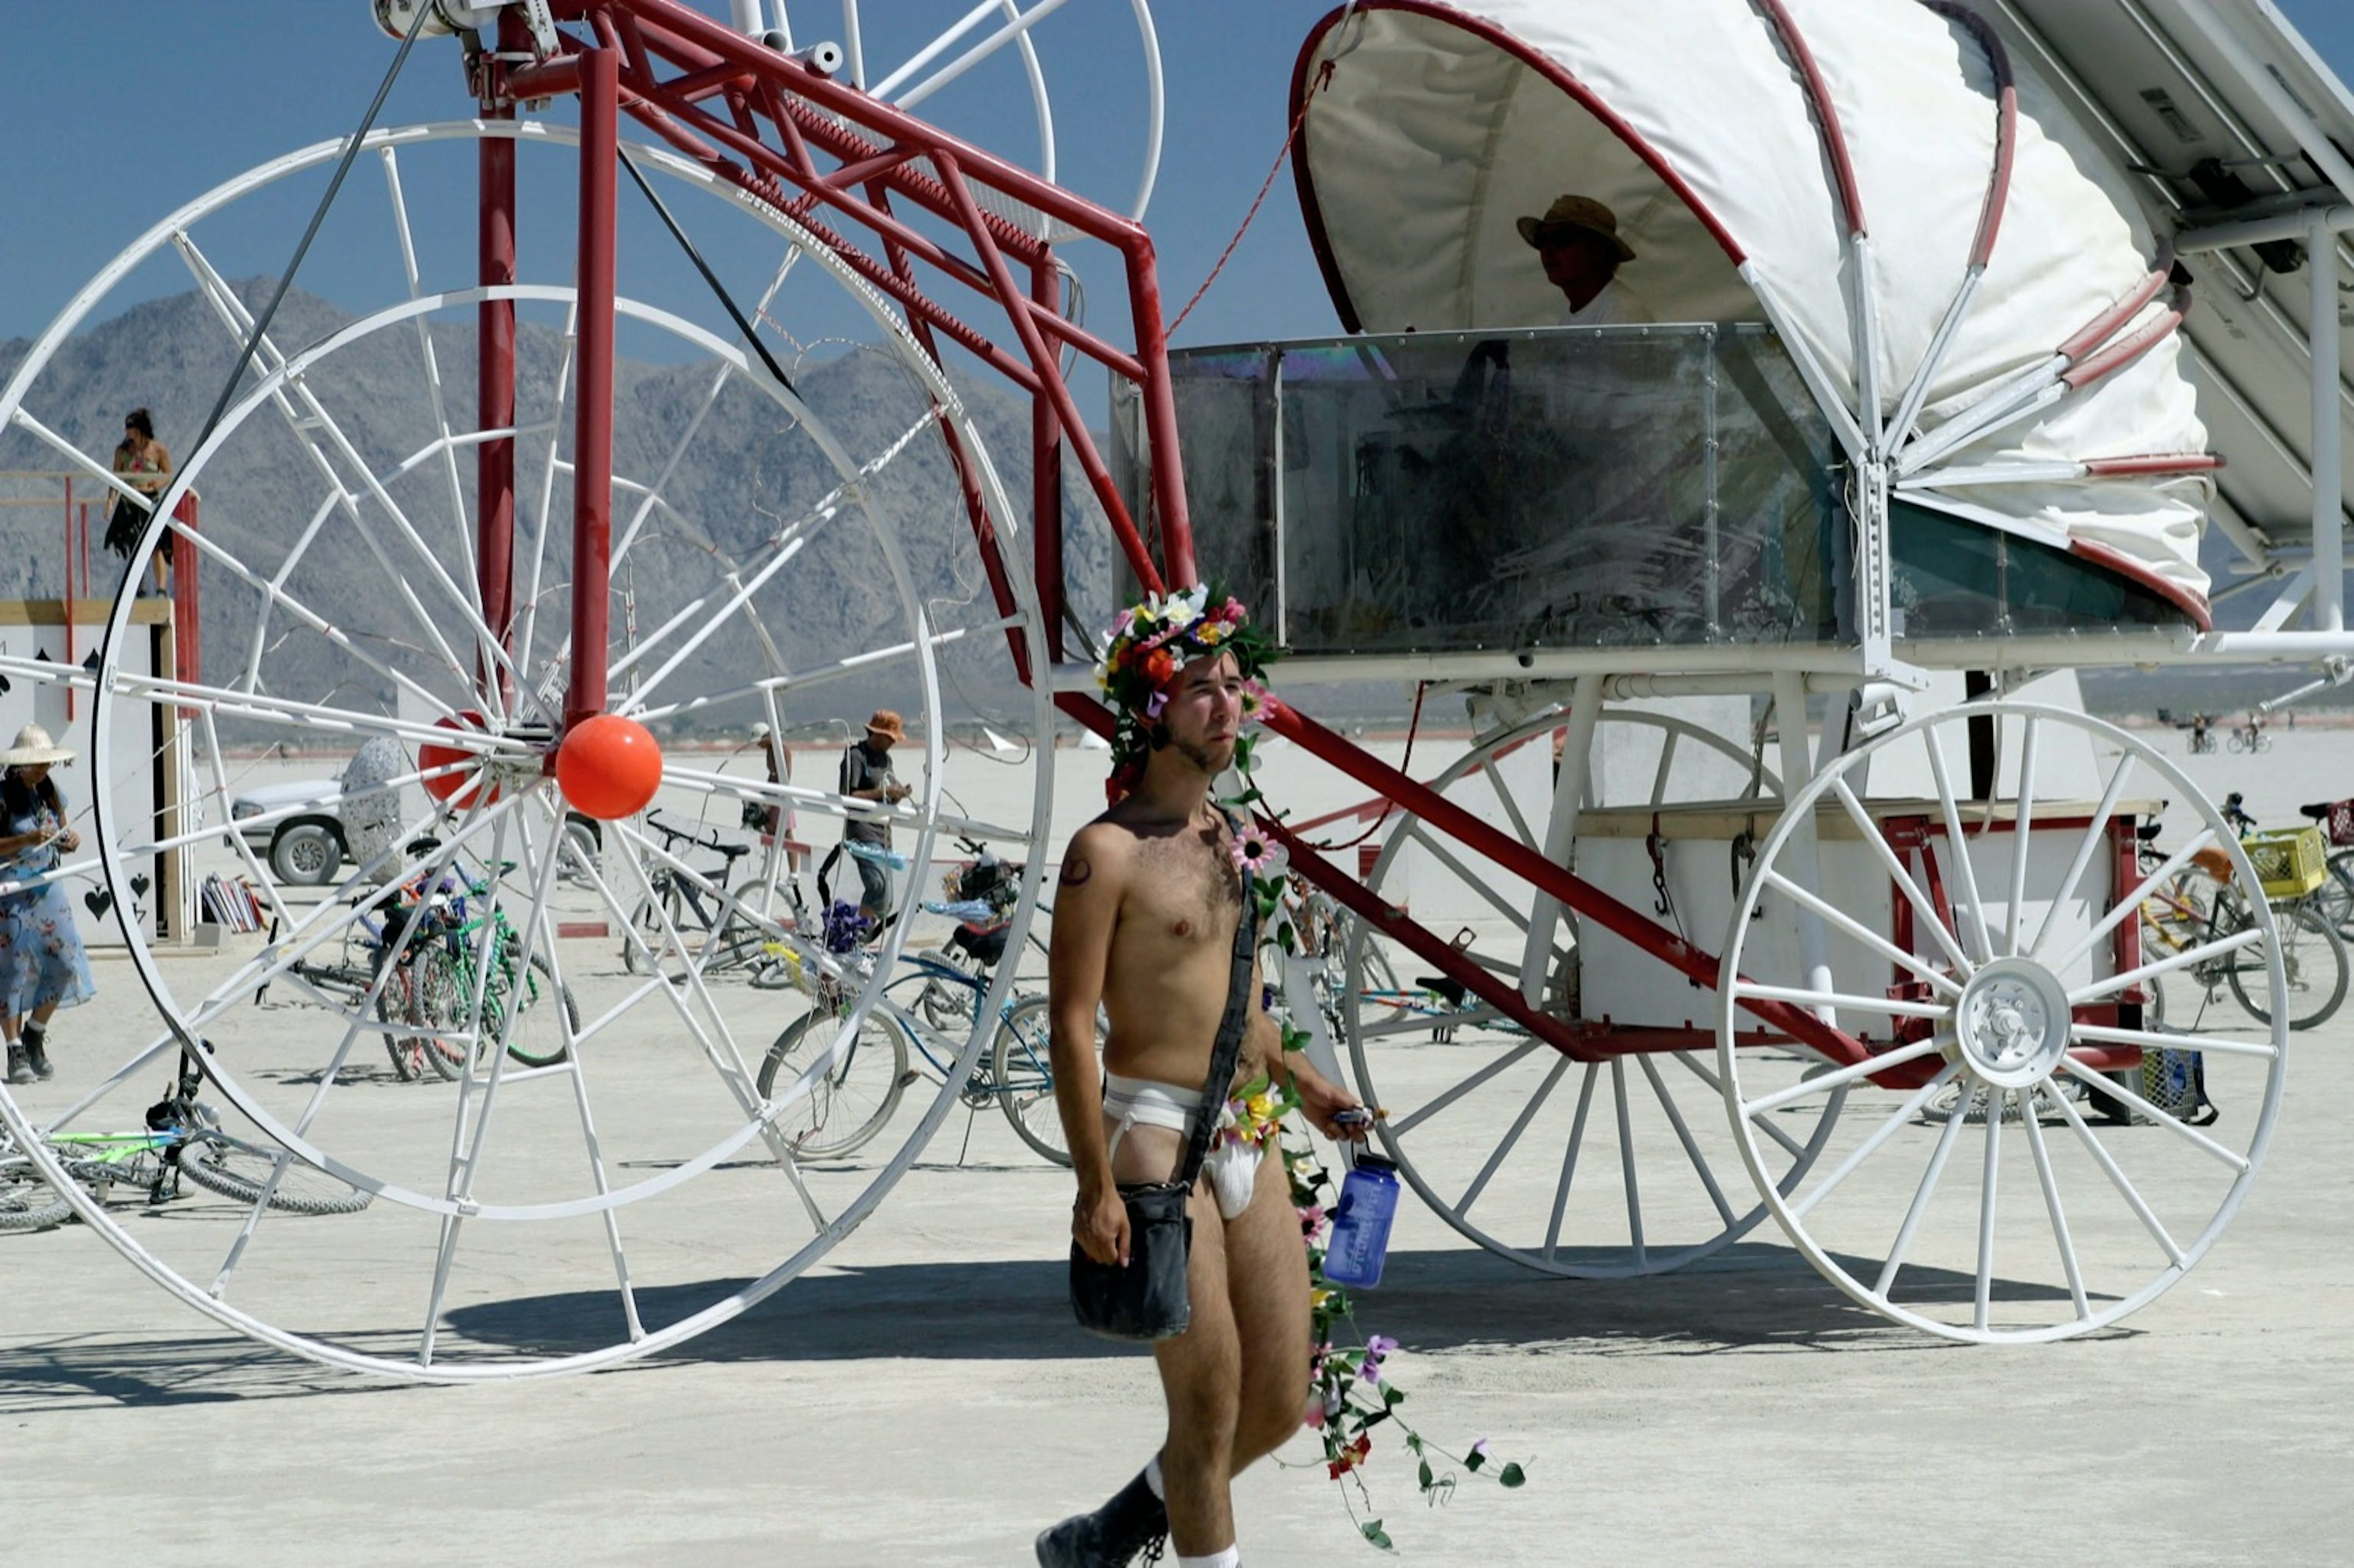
[1168,61,1332,338]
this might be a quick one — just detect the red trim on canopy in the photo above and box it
[1751,0,1867,238]
[1918,0,2016,268]
[1290,1,1751,335]
[2068,538,2215,631]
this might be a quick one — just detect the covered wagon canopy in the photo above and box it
[1291,0,2222,615]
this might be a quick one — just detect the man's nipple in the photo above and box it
[1172,918,1194,938]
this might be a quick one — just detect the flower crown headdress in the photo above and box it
[1094,584,1276,802]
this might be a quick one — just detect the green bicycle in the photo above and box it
[395,867,579,1076]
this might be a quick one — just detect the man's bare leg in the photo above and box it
[1152,1147,1312,1558]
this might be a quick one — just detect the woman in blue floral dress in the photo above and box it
[1,725,94,1085]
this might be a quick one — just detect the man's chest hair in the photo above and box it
[1126,831,1243,935]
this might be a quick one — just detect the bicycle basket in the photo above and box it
[2242,826,2328,899]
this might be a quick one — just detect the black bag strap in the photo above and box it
[1177,807,1260,1190]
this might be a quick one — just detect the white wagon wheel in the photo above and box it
[1716,701,2286,1342]
[0,120,1053,1379]
[1343,703,1846,1278]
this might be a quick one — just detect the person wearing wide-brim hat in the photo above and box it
[1517,192,1654,326]
[0,725,95,1086]
[838,709,913,926]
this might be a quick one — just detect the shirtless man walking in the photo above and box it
[1037,592,1366,1568]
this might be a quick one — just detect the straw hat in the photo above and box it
[0,724,75,767]
[1516,194,1637,261]
[864,709,908,744]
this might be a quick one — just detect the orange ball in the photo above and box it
[419,711,496,807]
[556,715,664,821]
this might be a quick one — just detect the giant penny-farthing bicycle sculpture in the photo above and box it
[0,0,1168,1379]
[1,0,2340,1369]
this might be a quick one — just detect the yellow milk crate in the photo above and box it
[2241,826,2329,899]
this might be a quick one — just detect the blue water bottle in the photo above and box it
[1322,1156,1400,1288]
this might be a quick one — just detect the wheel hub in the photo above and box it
[1952,957,2072,1088]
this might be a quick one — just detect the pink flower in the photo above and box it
[1297,1203,1327,1239]
[1230,829,1287,879]
[1303,1401,1327,1429]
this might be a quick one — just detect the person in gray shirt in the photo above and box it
[839,709,911,924]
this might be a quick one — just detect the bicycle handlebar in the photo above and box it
[647,809,750,862]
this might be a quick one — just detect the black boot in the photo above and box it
[5,1045,29,1086]
[21,1025,50,1081]
[1034,1469,1167,1567]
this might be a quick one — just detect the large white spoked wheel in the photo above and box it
[1344,702,1845,1277]
[1717,701,2287,1342]
[0,120,1053,1379]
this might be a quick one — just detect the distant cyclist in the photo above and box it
[839,709,912,926]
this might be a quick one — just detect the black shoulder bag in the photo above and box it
[1068,862,1260,1342]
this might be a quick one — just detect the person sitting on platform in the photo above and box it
[1518,193,1653,326]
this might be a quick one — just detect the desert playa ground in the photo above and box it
[4,714,2352,1565]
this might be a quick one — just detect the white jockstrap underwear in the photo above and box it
[1102,1073,1259,1220]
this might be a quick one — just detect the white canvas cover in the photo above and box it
[1294,0,2215,606]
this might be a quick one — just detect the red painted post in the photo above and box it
[1032,258,1065,661]
[478,100,518,708]
[567,45,619,728]
[173,493,200,702]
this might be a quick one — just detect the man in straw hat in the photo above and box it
[0,725,94,1084]
[1518,192,1653,326]
[839,709,912,926]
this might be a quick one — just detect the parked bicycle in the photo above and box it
[621,809,794,984]
[1,1125,70,1231]
[32,1045,371,1215]
[2136,805,2348,1031]
[2227,718,2272,754]
[757,840,1064,1162]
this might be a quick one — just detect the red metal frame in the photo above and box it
[481,1,2150,1098]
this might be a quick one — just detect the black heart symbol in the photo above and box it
[131,874,151,896]
[84,888,113,918]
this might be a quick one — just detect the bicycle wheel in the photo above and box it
[994,995,1071,1166]
[758,1009,909,1160]
[487,952,578,1070]
[375,954,465,1083]
[180,1139,373,1216]
[2229,902,2350,1030]
[2313,850,2354,938]
[406,948,470,1083]
[622,884,694,976]
[0,1156,70,1231]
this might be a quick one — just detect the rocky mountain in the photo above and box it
[0,281,1115,736]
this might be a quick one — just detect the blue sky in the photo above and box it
[1,1,2350,360]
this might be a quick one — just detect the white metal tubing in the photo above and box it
[1771,669,1838,1020]
[2312,205,2345,633]
[2177,202,2354,254]
[2174,3,2354,219]
[1739,262,1868,462]
[1522,671,1604,1007]
[1886,265,1985,451]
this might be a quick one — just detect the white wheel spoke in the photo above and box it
[1740,1034,1948,1119]
[1477,756,1541,851]
[1676,1049,1812,1160]
[2020,1095,2090,1320]
[1388,1039,1545,1137]
[2006,715,2040,956]
[2052,829,2220,972]
[1828,778,1973,977]
[2056,1060,2250,1171]
[2028,753,2138,960]
[1873,1084,1973,1297]
[1356,1005,1503,1041]
[2048,1087,2185,1265]
[1734,980,1952,1019]
[627,615,1023,726]
[1788,1064,1960,1219]
[1975,1091,2003,1333]
[1638,1055,1734,1226]
[1456,1054,1569,1217]
[1542,1063,1602,1259]
[1404,824,1534,934]
[2070,1022,2277,1060]
[1760,869,1963,997]
[2069,925,2264,1007]
[1924,725,1995,964]
[1612,1059,1645,1268]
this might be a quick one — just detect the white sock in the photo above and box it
[1176,1550,1239,1568]
[1143,1454,1165,1501]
